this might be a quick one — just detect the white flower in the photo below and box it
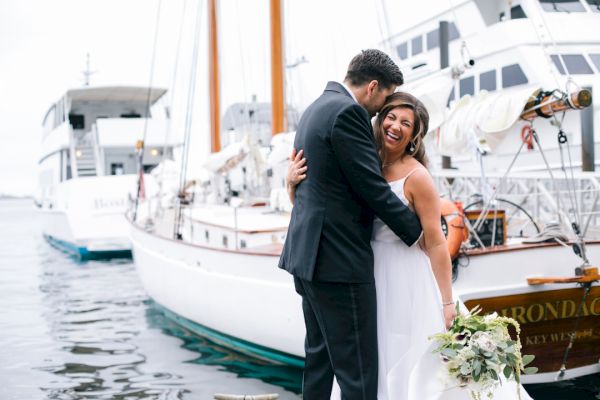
[471,331,496,353]
[483,312,498,323]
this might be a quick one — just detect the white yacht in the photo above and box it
[130,0,600,384]
[37,86,177,259]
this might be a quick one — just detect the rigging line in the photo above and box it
[142,0,164,145]
[375,0,392,55]
[555,112,589,262]
[134,0,163,221]
[157,0,190,211]
[233,0,252,131]
[174,0,205,238]
[445,0,471,59]
[532,1,574,89]
[472,132,529,231]
[530,123,569,225]
[526,4,562,88]
[555,113,582,225]
[160,0,190,171]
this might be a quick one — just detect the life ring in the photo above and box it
[440,199,468,260]
[521,125,535,151]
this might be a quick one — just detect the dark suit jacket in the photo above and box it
[278,81,422,283]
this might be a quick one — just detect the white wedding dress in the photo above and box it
[331,173,533,400]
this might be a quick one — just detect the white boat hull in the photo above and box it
[40,175,140,259]
[130,209,600,383]
[130,219,305,364]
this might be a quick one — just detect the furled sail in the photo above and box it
[435,85,541,156]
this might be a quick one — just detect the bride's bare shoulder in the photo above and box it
[404,167,438,204]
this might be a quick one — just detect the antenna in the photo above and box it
[82,53,96,86]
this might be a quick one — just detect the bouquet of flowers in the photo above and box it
[430,303,538,400]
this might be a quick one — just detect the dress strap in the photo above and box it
[402,167,426,181]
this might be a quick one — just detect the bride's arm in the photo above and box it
[286,148,307,205]
[407,170,456,328]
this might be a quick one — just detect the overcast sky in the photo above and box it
[0,0,420,196]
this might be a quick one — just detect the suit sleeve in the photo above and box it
[330,104,422,246]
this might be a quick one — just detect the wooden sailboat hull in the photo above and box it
[456,242,600,383]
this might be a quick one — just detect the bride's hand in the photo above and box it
[443,303,457,330]
[287,148,307,187]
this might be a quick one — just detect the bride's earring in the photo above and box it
[409,142,416,153]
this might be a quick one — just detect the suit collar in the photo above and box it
[325,81,355,101]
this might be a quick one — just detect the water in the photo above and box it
[1,198,599,399]
[0,199,300,399]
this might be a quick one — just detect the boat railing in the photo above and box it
[433,170,600,240]
[90,124,104,175]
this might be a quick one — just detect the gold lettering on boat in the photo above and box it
[498,297,600,324]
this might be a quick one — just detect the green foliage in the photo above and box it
[430,303,536,400]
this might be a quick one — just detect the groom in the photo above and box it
[279,49,423,399]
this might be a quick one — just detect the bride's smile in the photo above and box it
[382,106,415,155]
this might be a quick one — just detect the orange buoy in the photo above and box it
[440,199,468,260]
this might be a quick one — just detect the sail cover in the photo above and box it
[435,85,541,156]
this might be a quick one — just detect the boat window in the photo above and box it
[550,55,567,74]
[501,64,528,88]
[411,36,423,56]
[448,22,460,41]
[120,112,142,118]
[397,42,408,60]
[240,240,247,249]
[479,70,497,91]
[561,54,594,74]
[427,29,439,50]
[447,87,456,106]
[110,163,124,176]
[459,76,475,97]
[222,235,229,248]
[511,5,528,18]
[538,0,586,12]
[69,114,85,130]
[501,5,528,19]
[586,0,600,11]
[205,230,209,242]
[589,53,600,71]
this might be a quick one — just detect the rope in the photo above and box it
[133,0,163,221]
[234,0,252,131]
[158,0,190,195]
[472,131,529,231]
[553,112,590,263]
[557,283,593,379]
[174,0,205,239]
[530,122,563,221]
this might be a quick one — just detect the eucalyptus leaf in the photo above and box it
[441,348,457,357]
[503,365,513,379]
[522,354,535,366]
[489,369,498,380]
[524,367,539,375]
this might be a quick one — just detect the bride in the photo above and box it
[287,92,533,400]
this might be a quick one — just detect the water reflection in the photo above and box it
[144,302,303,394]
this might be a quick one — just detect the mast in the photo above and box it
[209,0,221,152]
[270,0,285,135]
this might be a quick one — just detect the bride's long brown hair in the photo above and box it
[373,92,430,167]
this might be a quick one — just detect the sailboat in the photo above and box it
[130,0,600,385]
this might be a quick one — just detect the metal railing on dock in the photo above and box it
[433,171,600,239]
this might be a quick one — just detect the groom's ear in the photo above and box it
[366,80,379,97]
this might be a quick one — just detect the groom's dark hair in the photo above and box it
[345,49,404,89]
